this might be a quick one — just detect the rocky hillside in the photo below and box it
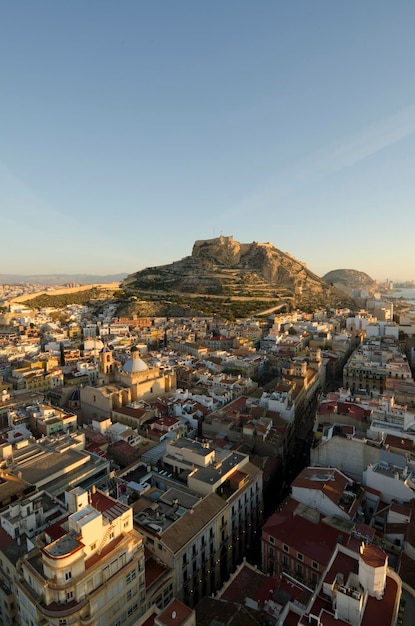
[322,269,377,295]
[121,237,355,316]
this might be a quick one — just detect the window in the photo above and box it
[126,570,136,584]
[297,553,303,562]
[127,604,138,617]
[66,591,73,600]
[126,590,132,601]
[283,544,289,553]
[65,571,72,580]
[90,543,96,551]
[269,536,275,545]
[312,561,319,570]
[282,555,289,567]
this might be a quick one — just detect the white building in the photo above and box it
[362,461,415,504]
[291,466,365,521]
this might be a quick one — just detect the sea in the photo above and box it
[391,287,415,302]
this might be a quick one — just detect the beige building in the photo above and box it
[0,432,110,497]
[29,402,77,436]
[80,346,176,422]
[343,338,412,395]
[133,438,263,608]
[17,487,146,626]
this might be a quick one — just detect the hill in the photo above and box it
[322,269,377,295]
[121,236,355,317]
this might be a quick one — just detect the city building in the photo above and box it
[132,438,263,608]
[279,542,402,626]
[343,338,412,395]
[0,432,110,497]
[17,486,147,625]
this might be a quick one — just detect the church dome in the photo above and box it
[122,347,148,373]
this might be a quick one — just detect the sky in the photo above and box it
[1,1,415,282]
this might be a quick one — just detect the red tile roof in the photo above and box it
[156,598,193,625]
[114,406,149,419]
[220,564,270,604]
[262,499,351,564]
[360,544,387,568]
[0,525,14,549]
[292,466,366,519]
[109,439,138,458]
[90,490,129,518]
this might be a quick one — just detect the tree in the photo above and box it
[60,342,66,367]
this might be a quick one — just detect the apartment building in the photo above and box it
[264,498,344,583]
[290,466,365,521]
[27,403,77,436]
[132,438,263,608]
[0,432,110,497]
[16,487,146,626]
[343,338,412,395]
[362,461,415,505]
[279,541,402,626]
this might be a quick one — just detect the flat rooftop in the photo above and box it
[43,529,83,558]
[189,451,247,485]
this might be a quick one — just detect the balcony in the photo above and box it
[45,577,74,592]
[39,597,89,619]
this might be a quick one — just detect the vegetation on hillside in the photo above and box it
[21,288,121,309]
[116,292,285,320]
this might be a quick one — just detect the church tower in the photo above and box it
[98,345,114,384]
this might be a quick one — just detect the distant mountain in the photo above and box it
[122,236,355,313]
[0,273,128,286]
[322,269,377,295]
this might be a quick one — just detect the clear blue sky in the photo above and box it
[1,1,414,281]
